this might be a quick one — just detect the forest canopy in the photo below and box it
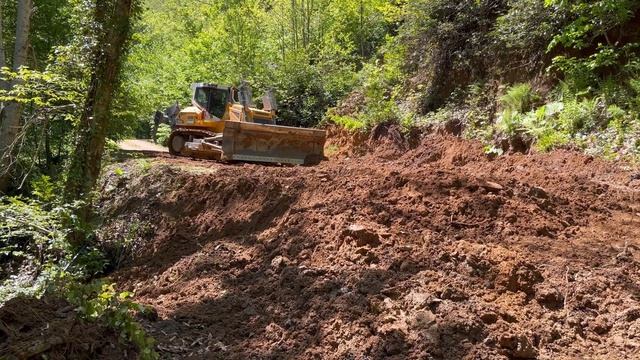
[121,0,400,130]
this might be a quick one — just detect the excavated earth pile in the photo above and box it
[98,133,640,359]
[0,296,137,359]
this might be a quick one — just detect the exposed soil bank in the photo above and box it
[99,133,640,359]
[0,296,137,359]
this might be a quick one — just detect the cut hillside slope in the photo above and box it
[0,296,138,359]
[99,134,640,359]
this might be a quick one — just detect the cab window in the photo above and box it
[209,89,228,119]
[195,88,210,110]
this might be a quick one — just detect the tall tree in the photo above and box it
[64,0,138,219]
[0,0,33,193]
[0,0,6,81]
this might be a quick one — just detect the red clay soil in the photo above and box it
[98,132,640,359]
[0,296,137,359]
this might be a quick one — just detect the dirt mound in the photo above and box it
[99,133,640,359]
[0,296,137,359]
[325,123,421,160]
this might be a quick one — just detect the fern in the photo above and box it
[501,83,535,113]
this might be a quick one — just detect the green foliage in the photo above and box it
[501,83,537,114]
[630,76,640,110]
[329,114,366,132]
[0,196,80,302]
[546,0,638,51]
[546,0,640,103]
[105,139,121,153]
[2,0,75,71]
[402,0,511,112]
[63,280,158,360]
[137,159,152,173]
[0,196,156,356]
[536,131,570,152]
[155,124,172,146]
[113,167,125,177]
[325,144,339,157]
[31,175,56,203]
[497,83,538,136]
[0,0,95,191]
[557,98,604,133]
[327,36,406,131]
[381,0,640,160]
[493,0,565,59]
[0,67,84,107]
[119,0,399,128]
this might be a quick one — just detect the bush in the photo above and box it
[496,83,538,137]
[31,175,57,203]
[63,280,158,360]
[0,197,101,303]
[536,131,570,152]
[557,98,604,133]
[329,114,366,132]
[327,37,406,132]
[156,124,172,146]
[501,83,536,114]
[0,196,157,358]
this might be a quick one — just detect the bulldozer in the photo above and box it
[167,82,326,165]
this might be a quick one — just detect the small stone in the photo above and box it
[480,312,499,325]
[440,286,468,301]
[410,310,437,329]
[481,180,504,193]
[264,323,284,342]
[383,297,396,310]
[343,223,381,247]
[528,186,548,199]
[271,255,290,269]
[498,333,538,359]
[590,316,612,335]
[483,335,496,347]
[382,330,407,355]
[406,291,430,309]
[399,260,415,272]
[611,334,626,347]
[498,262,543,296]
[535,287,564,310]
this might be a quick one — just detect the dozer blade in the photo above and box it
[221,121,326,165]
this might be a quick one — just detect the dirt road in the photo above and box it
[98,131,640,359]
[118,139,168,153]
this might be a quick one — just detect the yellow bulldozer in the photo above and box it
[167,82,326,165]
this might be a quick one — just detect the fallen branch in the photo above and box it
[2,214,53,235]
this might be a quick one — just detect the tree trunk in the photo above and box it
[0,0,33,193]
[291,0,298,50]
[0,0,7,85]
[64,0,137,236]
[0,0,7,122]
[359,0,365,58]
[44,116,52,174]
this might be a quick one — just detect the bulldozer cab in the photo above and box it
[192,84,233,119]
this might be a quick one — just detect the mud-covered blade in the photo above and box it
[221,121,326,165]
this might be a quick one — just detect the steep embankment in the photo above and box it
[99,133,640,359]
